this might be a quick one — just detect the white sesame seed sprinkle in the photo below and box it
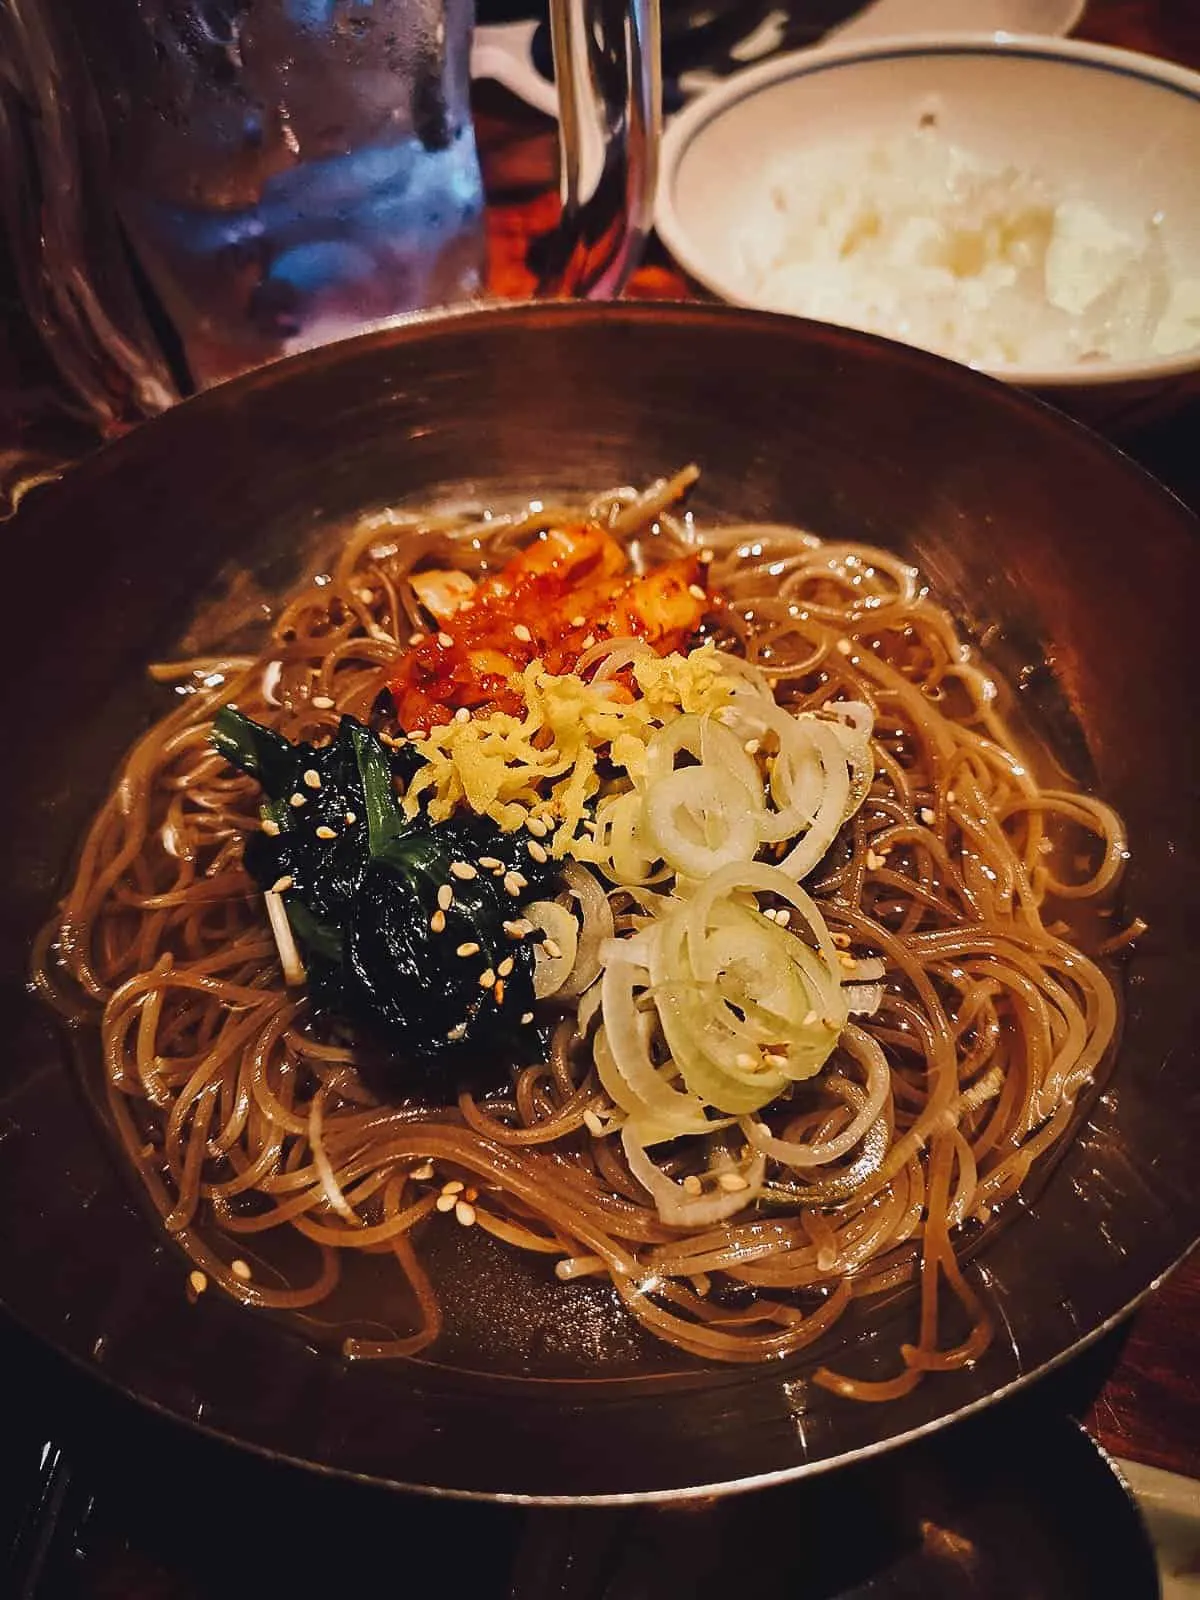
[503,872,522,897]
[521,1011,534,1025]
[411,1162,435,1180]
[409,632,425,646]
[717,1172,749,1193]
[581,633,596,650]
[835,638,853,656]
[735,1051,756,1070]
[478,856,503,870]
[764,1052,790,1070]
[450,861,478,880]
[744,738,760,754]
[261,818,281,836]
[188,1270,208,1295]
[441,1180,465,1195]
[527,840,548,863]
[699,548,714,564]
[571,614,586,628]
[435,1193,457,1213]
[776,909,791,927]
[345,811,357,825]
[682,1175,703,1195]
[315,825,336,840]
[231,1258,252,1281]
[455,1200,477,1227]
[802,1010,818,1026]
[457,941,481,958]
[270,875,294,893]
[514,624,532,643]
[311,695,335,709]
[688,583,707,601]
[497,956,514,977]
[542,937,562,960]
[437,884,454,910]
[445,1022,465,1041]
[583,1109,605,1136]
[525,816,548,837]
[479,968,496,988]
[919,806,936,825]
[438,631,454,648]
[503,919,530,939]
[290,792,307,807]
[430,910,446,933]
[493,979,506,1004]
[303,768,322,789]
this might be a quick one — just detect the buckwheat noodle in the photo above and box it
[36,478,1125,1396]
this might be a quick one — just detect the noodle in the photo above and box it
[37,480,1126,1388]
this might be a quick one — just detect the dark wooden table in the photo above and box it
[479,0,1200,1486]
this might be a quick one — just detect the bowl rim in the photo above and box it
[656,29,1200,391]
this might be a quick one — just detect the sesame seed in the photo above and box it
[493,979,506,1004]
[435,1193,457,1213]
[408,728,426,742]
[835,638,853,656]
[437,884,454,910]
[699,548,715,564]
[456,941,481,958]
[450,861,478,881]
[527,840,548,863]
[866,849,885,870]
[583,1109,605,1136]
[571,614,586,628]
[775,909,791,927]
[503,872,522,897]
[764,1052,790,1070]
[682,1175,703,1195]
[688,583,707,601]
[454,706,471,724]
[445,1022,466,1041]
[744,738,760,755]
[357,587,374,604]
[822,1015,841,1032]
[919,806,936,825]
[188,1270,208,1295]
[455,1200,477,1227]
[412,1161,435,1180]
[525,816,548,837]
[514,624,532,643]
[479,856,503,870]
[438,631,454,648]
[270,875,294,893]
[510,870,528,888]
[441,1180,465,1195]
[303,768,322,789]
[521,1011,534,1025]
[315,825,337,840]
[947,790,957,804]
[542,938,562,960]
[312,694,335,709]
[839,953,857,971]
[478,968,496,988]
[430,910,446,933]
[345,811,357,825]
[261,818,281,836]
[763,908,778,923]
[717,1172,749,1193]
[581,633,596,650]
[290,792,307,807]
[231,1258,252,1282]
[832,931,851,948]
[735,1051,756,1070]
[409,632,425,646]
[503,919,530,939]
[802,1010,818,1026]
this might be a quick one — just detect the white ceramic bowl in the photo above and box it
[656,33,1200,424]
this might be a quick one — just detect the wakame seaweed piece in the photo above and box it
[210,707,560,1093]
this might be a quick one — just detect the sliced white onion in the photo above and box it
[557,862,615,999]
[524,900,579,999]
[621,1123,764,1227]
[740,1025,891,1170]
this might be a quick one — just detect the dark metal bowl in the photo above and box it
[1,301,1197,1501]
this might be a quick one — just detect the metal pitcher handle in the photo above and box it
[537,0,662,299]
